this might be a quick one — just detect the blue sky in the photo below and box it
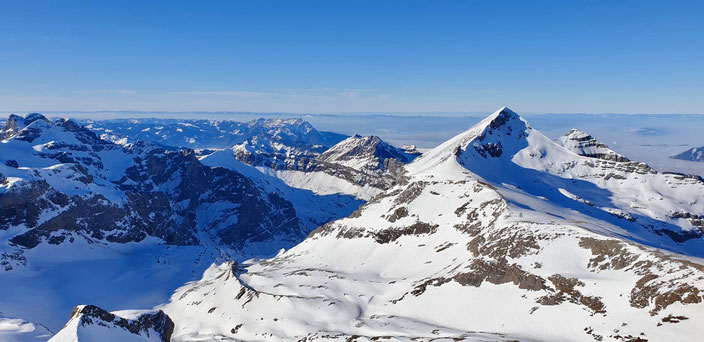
[1,1,703,113]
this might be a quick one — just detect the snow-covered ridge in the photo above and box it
[17,108,704,341]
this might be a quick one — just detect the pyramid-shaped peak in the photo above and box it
[484,106,527,130]
[496,106,519,117]
[319,134,414,168]
[491,106,521,120]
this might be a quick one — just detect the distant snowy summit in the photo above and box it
[318,134,418,176]
[672,146,704,162]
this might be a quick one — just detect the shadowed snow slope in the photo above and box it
[133,107,704,341]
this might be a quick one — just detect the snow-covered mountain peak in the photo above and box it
[407,106,533,175]
[556,128,630,162]
[409,107,704,252]
[5,113,50,129]
[317,134,416,176]
[2,113,53,140]
[486,106,523,125]
[239,117,332,153]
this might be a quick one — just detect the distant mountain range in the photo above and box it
[2,109,704,341]
[80,117,347,150]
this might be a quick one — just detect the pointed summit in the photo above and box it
[494,106,519,119]
[484,106,528,131]
[407,107,533,174]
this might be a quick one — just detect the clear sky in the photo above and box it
[2,1,703,114]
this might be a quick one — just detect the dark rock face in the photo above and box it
[472,108,529,159]
[0,181,66,231]
[68,305,174,342]
[537,274,606,314]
